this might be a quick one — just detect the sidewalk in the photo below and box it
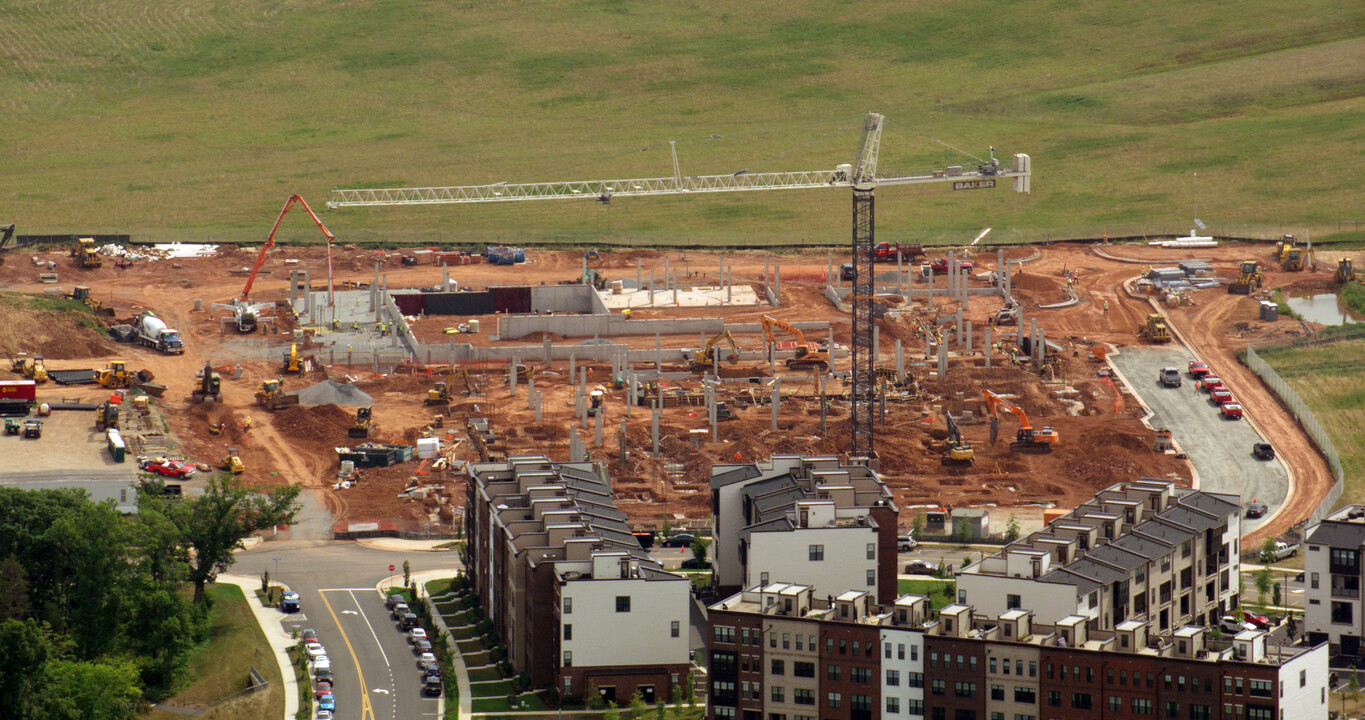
[217,574,299,720]
[375,569,469,720]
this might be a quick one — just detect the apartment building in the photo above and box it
[957,478,1240,630]
[706,582,1328,720]
[1303,505,1365,656]
[711,455,899,603]
[465,456,690,701]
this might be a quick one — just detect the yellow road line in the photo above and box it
[319,590,376,720]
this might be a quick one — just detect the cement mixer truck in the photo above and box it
[137,312,184,354]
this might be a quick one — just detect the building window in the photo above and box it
[1072,694,1093,710]
[867,543,876,560]
[1006,593,1021,610]
[742,628,750,645]
[770,632,777,648]
[1248,680,1272,698]
[840,639,847,654]
[827,665,841,682]
[827,693,841,709]
[760,572,769,586]
[771,686,785,703]
[907,700,924,716]
[992,715,1004,720]
[908,672,924,688]
[955,682,977,698]
[783,633,790,649]
[796,634,804,651]
[1311,572,1319,590]
[563,597,572,614]
[563,624,572,640]
[1161,555,1171,572]
[565,677,572,694]
[1047,691,1061,707]
[851,667,871,684]
[794,661,814,678]
[1108,696,1122,712]
[1165,701,1179,718]
[1189,707,1211,720]
[809,545,825,561]
[887,697,901,714]
[851,694,872,713]
[1029,661,1036,677]
[826,638,835,654]
[867,569,876,586]
[671,621,680,638]
[887,670,900,686]
[771,659,784,675]
[911,644,918,661]
[616,596,631,612]
[1015,687,1036,704]
[794,689,814,706]
[714,626,735,643]
[563,651,572,667]
[953,711,976,720]
[1332,601,1353,624]
[1247,710,1274,720]
[991,685,1005,701]
[885,642,892,659]
[931,680,945,696]
[989,657,997,674]
[853,641,861,655]
[715,709,735,720]
[1132,698,1153,715]
[1301,669,1307,687]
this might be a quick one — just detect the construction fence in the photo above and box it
[1244,344,1344,523]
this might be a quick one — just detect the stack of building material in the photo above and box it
[1178,260,1213,277]
[336,443,414,467]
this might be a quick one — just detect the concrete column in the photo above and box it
[620,419,628,468]
[664,258,670,291]
[765,254,770,292]
[1005,259,1012,298]
[527,375,535,409]
[873,325,880,362]
[895,339,904,383]
[1017,309,1025,348]
[947,251,955,297]
[651,402,660,455]
[819,373,827,435]
[928,267,934,296]
[925,332,931,360]
[726,268,732,303]
[535,391,542,422]
[649,269,655,305]
[581,366,588,393]
[984,326,993,368]
[719,257,724,289]
[768,339,775,376]
[543,336,552,364]
[627,374,634,418]
[774,265,780,301]
[594,410,603,447]
[655,334,662,372]
[938,339,947,379]
[965,321,973,357]
[637,258,642,288]
[1030,318,1038,361]
[1038,327,1047,371]
[956,307,964,346]
[827,253,834,287]
[443,264,451,292]
[997,248,1005,284]
[509,356,518,395]
[569,354,576,378]
[897,252,904,292]
[771,378,780,431]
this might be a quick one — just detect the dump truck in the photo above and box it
[1228,261,1263,295]
[137,312,184,354]
[255,379,299,411]
[1140,314,1172,343]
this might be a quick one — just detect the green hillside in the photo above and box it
[2,0,1362,246]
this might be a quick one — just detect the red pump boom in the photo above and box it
[239,194,336,303]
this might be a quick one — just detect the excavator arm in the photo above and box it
[759,315,807,348]
[984,390,1033,431]
[702,330,740,364]
[240,195,336,302]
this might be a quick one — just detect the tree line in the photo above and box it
[0,476,298,720]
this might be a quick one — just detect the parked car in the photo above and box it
[1209,388,1234,405]
[315,711,332,720]
[314,667,333,684]
[904,560,937,576]
[318,693,336,712]
[313,658,331,675]
[1188,360,1211,379]
[417,652,438,672]
[897,535,918,551]
[315,680,332,699]
[1219,616,1256,634]
[391,602,409,620]
[386,593,405,610]
[1241,611,1271,629]
[281,591,301,612]
[408,628,427,644]
[660,533,696,548]
[304,642,327,660]
[399,611,418,629]
[413,637,432,653]
[1199,376,1224,393]
[1253,443,1276,460]
[1220,403,1243,420]
[1245,500,1268,518]
[301,628,319,643]
[423,676,443,697]
[1159,367,1182,387]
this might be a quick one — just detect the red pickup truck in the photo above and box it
[1188,361,1210,379]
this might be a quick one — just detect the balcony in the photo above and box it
[1332,588,1361,599]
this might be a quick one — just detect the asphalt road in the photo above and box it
[235,541,458,720]
[1109,345,1288,534]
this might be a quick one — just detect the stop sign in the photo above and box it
[389,564,395,572]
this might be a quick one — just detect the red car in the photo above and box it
[143,459,196,477]
[1188,361,1210,379]
[928,258,974,273]
[1199,376,1224,393]
[1221,403,1244,420]
[315,680,332,699]
[1209,388,1234,406]
[1241,611,1270,629]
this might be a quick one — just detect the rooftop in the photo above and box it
[1306,506,1365,548]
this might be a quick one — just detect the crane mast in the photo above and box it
[330,114,1032,458]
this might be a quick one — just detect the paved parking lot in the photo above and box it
[0,407,122,473]
[1109,345,1287,535]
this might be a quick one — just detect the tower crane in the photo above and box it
[329,113,1032,457]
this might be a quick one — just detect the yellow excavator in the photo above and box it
[71,237,103,268]
[1140,314,1172,344]
[1228,261,1263,295]
[760,315,830,370]
[985,390,1059,453]
[690,330,739,371]
[1335,258,1356,284]
[942,412,975,466]
[426,381,452,405]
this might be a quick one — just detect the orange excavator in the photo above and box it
[759,315,830,370]
[984,390,1059,453]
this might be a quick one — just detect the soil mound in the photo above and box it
[295,380,372,406]
[271,405,357,448]
[0,299,116,359]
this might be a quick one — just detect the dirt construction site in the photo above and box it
[1,239,1355,544]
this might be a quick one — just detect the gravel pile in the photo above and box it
[294,380,373,407]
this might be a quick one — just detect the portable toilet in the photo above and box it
[106,429,126,463]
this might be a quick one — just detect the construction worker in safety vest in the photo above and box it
[1103,300,1109,316]
[332,318,340,330]
[351,321,360,333]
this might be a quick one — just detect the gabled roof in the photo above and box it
[1306,521,1365,550]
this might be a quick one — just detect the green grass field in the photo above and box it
[1,1,1362,246]
[1259,337,1365,506]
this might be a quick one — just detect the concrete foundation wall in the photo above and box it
[530,285,596,314]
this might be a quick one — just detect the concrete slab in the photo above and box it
[1109,345,1287,534]
[598,285,760,309]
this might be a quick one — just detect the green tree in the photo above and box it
[661,519,673,538]
[629,690,648,720]
[686,667,697,708]
[604,700,621,720]
[911,513,924,540]
[42,656,142,720]
[1287,614,1299,639]
[1272,582,1282,608]
[144,475,300,604]
[0,618,49,715]
[1255,567,1274,607]
[691,536,711,568]
[656,701,666,720]
[1350,672,1360,706]
[1004,514,1021,543]
[0,556,30,621]
[954,518,972,545]
[403,559,412,588]
[936,557,951,579]
[1259,537,1278,564]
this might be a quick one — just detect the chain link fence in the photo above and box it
[1245,344,1344,522]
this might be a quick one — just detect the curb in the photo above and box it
[217,575,299,720]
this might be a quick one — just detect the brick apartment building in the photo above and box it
[465,456,690,702]
[706,582,1328,720]
[957,478,1241,630]
[710,455,899,604]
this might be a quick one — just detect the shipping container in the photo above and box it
[0,380,37,403]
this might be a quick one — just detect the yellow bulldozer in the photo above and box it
[220,448,245,474]
[96,360,153,388]
[1140,314,1173,344]
[64,286,114,316]
[348,407,373,439]
[942,412,975,466]
[255,379,300,411]
[1335,258,1356,284]
[1228,261,1263,295]
[71,238,103,268]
